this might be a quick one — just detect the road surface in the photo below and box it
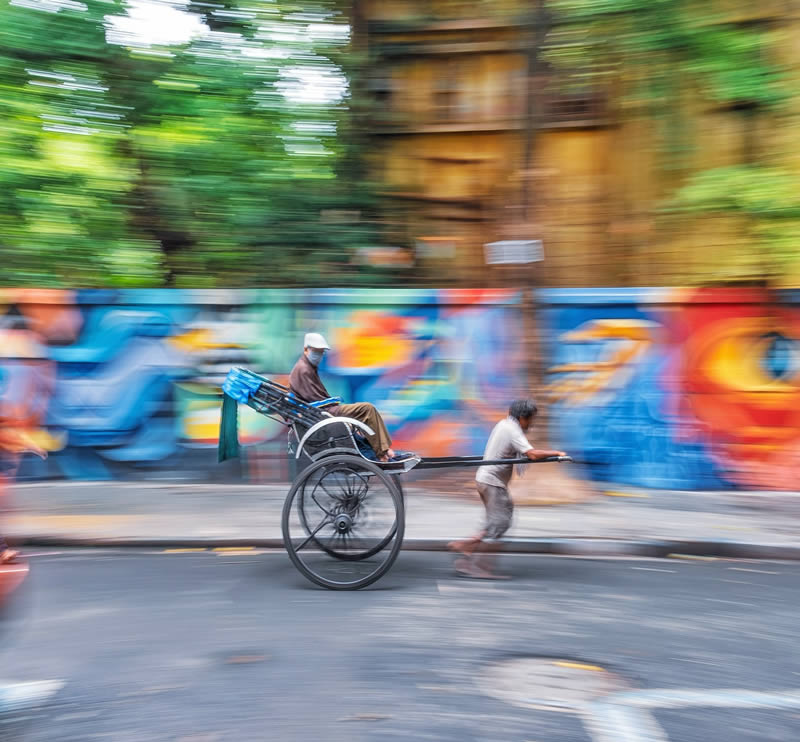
[2,550,798,741]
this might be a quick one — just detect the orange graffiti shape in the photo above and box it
[547,319,660,405]
[332,312,416,370]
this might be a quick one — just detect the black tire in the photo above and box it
[282,454,405,590]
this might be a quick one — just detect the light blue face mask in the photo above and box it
[307,349,325,366]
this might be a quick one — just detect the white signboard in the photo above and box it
[484,239,544,265]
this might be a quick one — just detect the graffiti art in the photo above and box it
[0,288,523,482]
[541,287,800,490]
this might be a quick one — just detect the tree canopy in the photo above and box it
[0,0,386,286]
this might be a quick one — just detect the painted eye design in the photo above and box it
[761,332,800,382]
[688,319,800,394]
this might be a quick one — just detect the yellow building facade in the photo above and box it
[363,0,800,287]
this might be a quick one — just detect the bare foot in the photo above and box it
[447,538,479,556]
[1,549,19,564]
[475,554,510,579]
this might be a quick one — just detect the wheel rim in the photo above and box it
[283,456,404,589]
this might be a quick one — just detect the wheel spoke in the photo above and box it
[318,479,345,503]
[350,472,369,499]
[311,492,335,517]
[342,472,358,499]
[296,517,332,552]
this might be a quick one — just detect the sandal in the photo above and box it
[453,557,510,580]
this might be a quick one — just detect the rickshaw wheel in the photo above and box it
[281,454,405,590]
[298,467,402,561]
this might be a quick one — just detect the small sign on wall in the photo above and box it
[416,236,459,259]
[354,246,414,268]
[484,240,544,265]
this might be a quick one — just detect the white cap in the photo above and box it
[304,332,330,350]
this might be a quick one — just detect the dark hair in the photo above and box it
[509,399,538,420]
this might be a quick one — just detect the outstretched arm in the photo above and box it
[525,448,566,461]
[510,426,566,462]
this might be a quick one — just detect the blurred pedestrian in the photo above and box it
[448,399,565,579]
[0,424,47,563]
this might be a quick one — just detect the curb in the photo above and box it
[13,536,800,560]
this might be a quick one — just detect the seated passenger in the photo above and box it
[289,333,396,462]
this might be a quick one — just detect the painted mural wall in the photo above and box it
[541,288,800,491]
[5,286,797,489]
[0,288,524,482]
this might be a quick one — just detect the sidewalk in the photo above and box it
[4,477,800,559]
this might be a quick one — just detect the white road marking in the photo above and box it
[582,701,669,742]
[613,688,800,710]
[631,567,675,573]
[17,551,64,558]
[436,582,502,594]
[580,687,800,741]
[0,680,64,713]
[705,598,757,607]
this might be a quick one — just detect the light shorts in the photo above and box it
[477,481,513,541]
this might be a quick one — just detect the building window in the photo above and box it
[433,62,461,122]
[369,71,394,110]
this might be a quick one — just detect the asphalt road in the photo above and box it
[2,550,799,742]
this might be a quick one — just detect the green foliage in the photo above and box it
[670,165,800,274]
[0,0,385,287]
[673,166,800,218]
[546,0,795,283]
[686,25,785,108]
[545,0,786,112]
